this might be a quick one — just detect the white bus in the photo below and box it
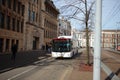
[51,36,78,58]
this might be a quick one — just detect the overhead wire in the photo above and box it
[102,0,120,28]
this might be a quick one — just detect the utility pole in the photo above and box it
[93,0,102,80]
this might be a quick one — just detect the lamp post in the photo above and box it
[93,0,102,80]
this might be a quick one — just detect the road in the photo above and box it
[0,50,82,80]
[101,49,120,79]
[0,49,120,80]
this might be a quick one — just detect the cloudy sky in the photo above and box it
[53,0,120,30]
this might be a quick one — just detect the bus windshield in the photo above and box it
[52,39,72,52]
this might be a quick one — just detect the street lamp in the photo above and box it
[93,0,102,80]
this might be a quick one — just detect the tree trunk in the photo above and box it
[86,27,90,65]
[85,0,90,65]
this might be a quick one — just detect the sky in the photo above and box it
[53,0,120,30]
[102,0,120,30]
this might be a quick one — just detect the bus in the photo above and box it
[51,36,78,58]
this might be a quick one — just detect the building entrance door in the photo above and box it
[0,38,3,52]
[33,37,39,50]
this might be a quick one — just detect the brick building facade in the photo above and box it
[102,30,120,48]
[0,0,59,53]
[24,0,44,50]
[77,30,120,49]
[41,0,59,46]
[0,0,25,53]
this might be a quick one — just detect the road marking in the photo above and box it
[91,50,120,80]
[7,66,37,80]
[7,57,54,80]
[34,58,47,64]
[101,62,120,80]
[34,57,53,64]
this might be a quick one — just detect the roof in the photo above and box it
[45,0,59,13]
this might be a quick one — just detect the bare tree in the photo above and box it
[53,0,95,65]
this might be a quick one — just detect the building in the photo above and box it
[41,0,59,46]
[24,0,44,50]
[0,0,25,53]
[102,30,120,49]
[0,0,59,53]
[77,29,120,49]
[71,28,81,47]
[77,31,86,47]
[73,29,94,48]
[58,17,71,36]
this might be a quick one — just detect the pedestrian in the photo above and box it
[46,44,49,52]
[48,45,52,53]
[11,43,18,61]
[42,44,45,50]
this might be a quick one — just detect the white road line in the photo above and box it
[101,62,120,80]
[7,66,37,80]
[34,58,46,64]
[91,50,120,80]
[7,57,54,80]
[34,57,53,64]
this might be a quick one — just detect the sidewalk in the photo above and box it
[0,50,46,73]
[67,49,107,80]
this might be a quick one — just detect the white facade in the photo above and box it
[70,29,120,49]
[58,17,71,36]
[72,29,94,48]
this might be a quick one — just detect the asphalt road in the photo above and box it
[101,49,120,79]
[0,48,119,80]
[0,50,82,80]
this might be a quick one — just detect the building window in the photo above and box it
[11,39,15,48]
[16,40,19,48]
[28,9,31,21]
[0,38,3,52]
[22,5,25,16]
[0,0,5,5]
[0,0,2,4]
[28,3,31,21]
[18,1,21,14]
[31,11,35,22]
[6,39,10,51]
[6,0,11,8]
[13,0,16,11]
[32,0,36,3]
[0,12,4,29]
[36,13,38,22]
[17,20,20,32]
[6,16,11,30]
[36,0,38,4]
[12,18,15,31]
[21,21,23,33]
[59,23,61,26]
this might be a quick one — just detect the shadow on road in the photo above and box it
[0,50,50,74]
